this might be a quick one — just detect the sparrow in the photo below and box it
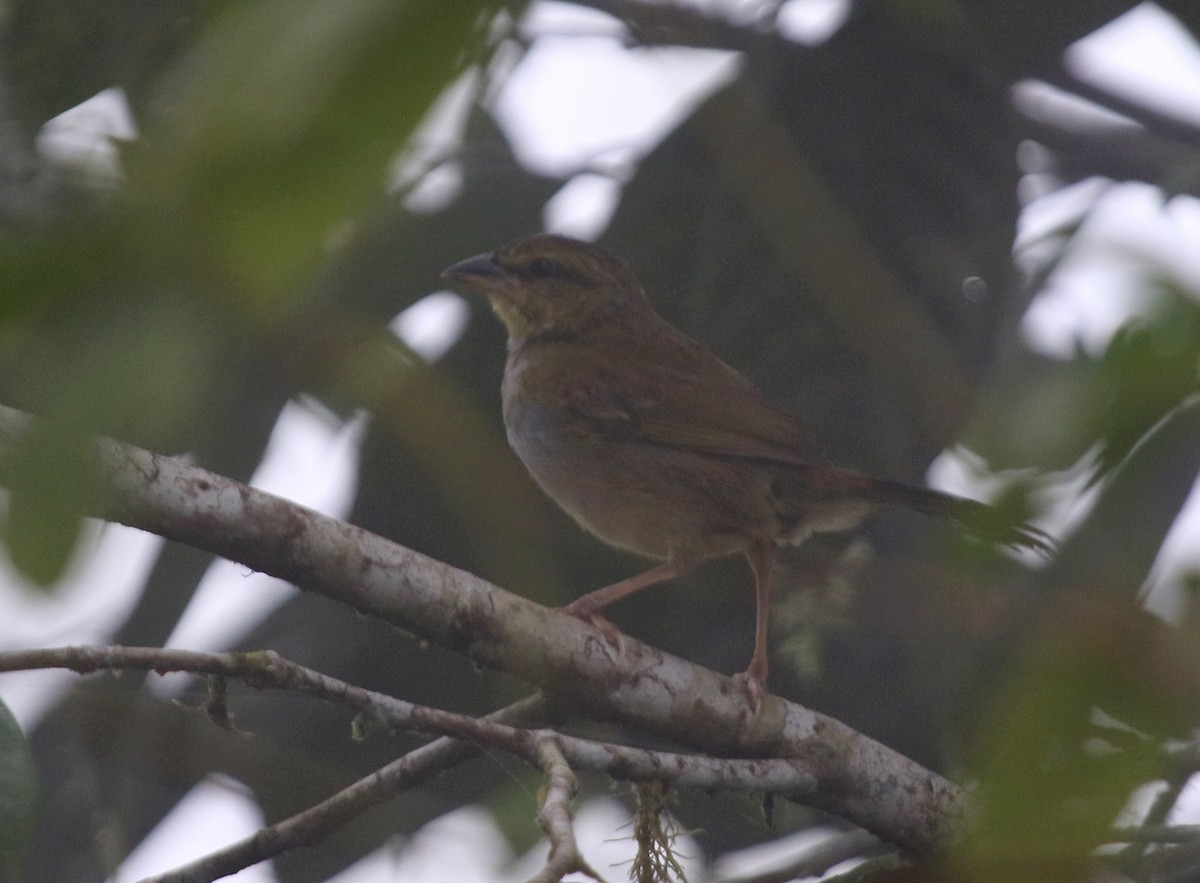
[443,233,1051,707]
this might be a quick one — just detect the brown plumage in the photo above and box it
[443,233,1051,707]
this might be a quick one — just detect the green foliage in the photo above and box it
[0,0,502,585]
[0,700,37,882]
[2,420,99,584]
[1094,281,1200,477]
[127,0,494,299]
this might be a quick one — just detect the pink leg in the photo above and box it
[563,558,696,646]
[733,542,775,710]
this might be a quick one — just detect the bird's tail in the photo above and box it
[867,475,1055,555]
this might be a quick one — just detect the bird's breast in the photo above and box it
[499,349,770,561]
[501,366,602,497]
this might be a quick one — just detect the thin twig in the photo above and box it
[0,644,861,796]
[527,735,604,883]
[1115,741,1200,869]
[140,695,547,883]
[1110,825,1200,845]
[566,0,766,50]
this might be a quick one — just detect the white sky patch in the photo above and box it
[1069,3,1200,126]
[1017,5,1200,360]
[492,20,740,176]
[390,71,479,188]
[390,290,471,362]
[1142,471,1200,622]
[504,797,703,883]
[0,520,163,725]
[109,777,272,883]
[329,806,512,883]
[776,0,853,44]
[1169,772,1200,825]
[158,400,364,661]
[1013,78,1143,133]
[711,826,851,881]
[1020,183,1200,358]
[320,797,703,883]
[36,87,136,176]
[543,171,623,238]
[520,0,629,39]
[401,159,464,214]
[390,71,477,212]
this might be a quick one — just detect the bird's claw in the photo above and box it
[563,599,627,659]
[732,657,768,714]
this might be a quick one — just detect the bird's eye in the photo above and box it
[517,254,588,286]
[527,257,562,278]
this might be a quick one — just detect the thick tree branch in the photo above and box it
[0,404,969,853]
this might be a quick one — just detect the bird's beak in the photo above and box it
[441,253,507,289]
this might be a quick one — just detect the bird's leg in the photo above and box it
[732,541,775,711]
[564,558,695,648]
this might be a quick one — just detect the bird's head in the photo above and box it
[441,233,651,341]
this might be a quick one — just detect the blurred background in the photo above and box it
[1,1,1199,880]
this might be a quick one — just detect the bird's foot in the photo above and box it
[562,598,627,659]
[732,656,769,714]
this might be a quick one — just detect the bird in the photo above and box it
[442,233,1052,707]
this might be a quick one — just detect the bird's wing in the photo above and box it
[567,331,827,468]
[634,364,826,467]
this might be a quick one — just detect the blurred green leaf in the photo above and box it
[1093,280,1200,478]
[129,0,501,300]
[0,699,37,881]
[0,252,221,585]
[0,223,123,324]
[2,420,97,584]
[966,281,1200,475]
[0,1,504,586]
[957,603,1179,882]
